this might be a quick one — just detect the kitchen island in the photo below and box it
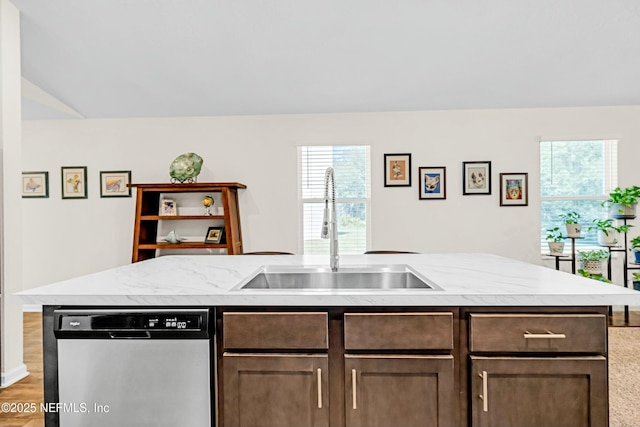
[16,253,640,427]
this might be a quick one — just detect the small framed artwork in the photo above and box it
[204,226,225,244]
[462,161,491,195]
[22,171,49,198]
[100,170,132,198]
[500,172,528,206]
[161,199,177,216]
[418,167,446,200]
[384,153,412,187]
[61,166,88,199]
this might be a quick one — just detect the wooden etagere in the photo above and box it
[129,182,246,262]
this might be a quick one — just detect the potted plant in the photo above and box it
[630,236,640,263]
[577,269,612,283]
[546,227,566,255]
[633,272,640,291]
[576,249,610,274]
[559,211,582,238]
[588,219,630,246]
[603,186,640,219]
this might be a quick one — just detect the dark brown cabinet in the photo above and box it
[470,356,607,427]
[222,354,329,427]
[345,355,454,427]
[129,182,246,262]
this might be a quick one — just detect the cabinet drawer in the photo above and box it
[223,312,328,350]
[469,314,606,353]
[344,312,454,350]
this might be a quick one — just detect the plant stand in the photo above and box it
[606,217,638,323]
[552,236,581,274]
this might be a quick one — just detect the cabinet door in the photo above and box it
[470,356,607,427]
[222,353,329,427]
[345,355,455,427]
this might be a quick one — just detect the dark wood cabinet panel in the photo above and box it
[470,356,607,427]
[345,355,455,427]
[222,353,329,427]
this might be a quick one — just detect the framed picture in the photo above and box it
[22,171,49,198]
[384,153,412,187]
[160,199,177,216]
[418,167,446,200]
[462,161,491,195]
[61,166,88,199]
[500,172,528,206]
[204,226,225,244]
[100,170,132,198]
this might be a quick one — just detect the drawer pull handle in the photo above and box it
[317,368,322,409]
[524,330,567,339]
[478,371,488,412]
[352,369,357,410]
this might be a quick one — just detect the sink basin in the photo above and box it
[234,264,442,291]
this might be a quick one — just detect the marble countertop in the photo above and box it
[14,253,640,306]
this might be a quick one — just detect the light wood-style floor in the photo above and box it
[0,313,44,427]
[1,311,638,427]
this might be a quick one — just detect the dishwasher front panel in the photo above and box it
[57,339,210,427]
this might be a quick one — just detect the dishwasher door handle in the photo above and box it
[108,331,151,339]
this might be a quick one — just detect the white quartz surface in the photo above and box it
[14,253,640,306]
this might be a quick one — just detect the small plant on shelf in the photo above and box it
[546,227,566,255]
[588,218,630,246]
[603,186,640,218]
[576,249,610,274]
[633,272,640,291]
[577,269,612,283]
[559,211,582,237]
[630,236,640,263]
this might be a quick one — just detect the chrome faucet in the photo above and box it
[321,167,339,272]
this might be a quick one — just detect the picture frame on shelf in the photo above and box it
[204,226,225,244]
[418,167,446,200]
[100,170,132,198]
[22,171,49,198]
[384,153,412,187]
[61,166,88,199]
[500,172,528,206]
[462,161,491,195]
[160,198,177,216]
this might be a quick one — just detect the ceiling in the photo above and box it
[12,0,640,120]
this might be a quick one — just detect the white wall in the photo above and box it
[21,106,640,290]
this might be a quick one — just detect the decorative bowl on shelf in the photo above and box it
[169,152,203,183]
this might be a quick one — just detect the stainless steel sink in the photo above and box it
[234,264,442,291]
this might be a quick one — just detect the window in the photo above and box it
[298,145,371,255]
[539,139,618,252]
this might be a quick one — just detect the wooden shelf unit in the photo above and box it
[129,182,246,262]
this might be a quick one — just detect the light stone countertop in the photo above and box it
[14,253,640,306]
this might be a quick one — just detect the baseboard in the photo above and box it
[0,363,29,388]
[22,304,43,312]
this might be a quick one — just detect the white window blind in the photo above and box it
[298,145,371,255]
[539,139,618,252]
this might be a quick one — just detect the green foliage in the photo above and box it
[630,236,640,252]
[576,249,610,261]
[577,269,612,283]
[633,272,640,282]
[588,218,630,236]
[559,211,581,224]
[603,186,640,208]
[546,227,565,242]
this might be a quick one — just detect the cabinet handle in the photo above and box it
[352,369,357,410]
[317,368,322,409]
[524,330,567,339]
[479,371,488,412]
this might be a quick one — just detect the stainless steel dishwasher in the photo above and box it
[53,308,212,427]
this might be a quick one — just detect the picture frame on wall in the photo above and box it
[100,170,132,198]
[160,199,177,216]
[462,161,491,195]
[384,153,412,187]
[204,226,225,244]
[418,167,446,200]
[500,172,528,206]
[61,166,88,199]
[22,171,49,198]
